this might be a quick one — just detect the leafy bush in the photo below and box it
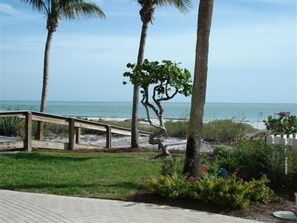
[213,146,239,171]
[0,117,24,136]
[147,172,277,208]
[161,157,184,176]
[148,172,191,199]
[202,120,256,144]
[264,114,297,135]
[217,140,297,190]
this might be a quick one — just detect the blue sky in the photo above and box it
[0,0,296,103]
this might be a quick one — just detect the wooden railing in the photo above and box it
[0,111,150,152]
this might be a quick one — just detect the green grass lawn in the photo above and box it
[0,151,162,200]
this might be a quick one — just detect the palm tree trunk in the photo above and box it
[131,21,149,148]
[183,0,214,177]
[36,29,54,140]
[40,29,53,113]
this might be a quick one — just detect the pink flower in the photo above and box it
[188,176,198,182]
[201,165,209,172]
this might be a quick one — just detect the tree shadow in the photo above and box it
[0,153,93,162]
[1,181,140,193]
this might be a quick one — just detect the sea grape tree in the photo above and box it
[130,0,191,149]
[123,59,192,156]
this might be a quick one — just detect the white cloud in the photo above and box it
[0,3,24,16]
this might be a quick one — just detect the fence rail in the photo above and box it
[266,135,297,148]
[0,111,150,152]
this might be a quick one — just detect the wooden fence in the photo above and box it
[0,111,150,152]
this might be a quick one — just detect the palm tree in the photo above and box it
[131,0,191,148]
[22,0,105,139]
[183,0,214,177]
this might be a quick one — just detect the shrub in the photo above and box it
[148,172,191,199]
[264,114,297,136]
[164,121,188,137]
[212,146,240,171]
[219,140,297,190]
[202,120,256,144]
[147,172,277,208]
[164,119,257,140]
[161,157,184,176]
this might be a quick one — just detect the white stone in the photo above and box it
[272,211,297,220]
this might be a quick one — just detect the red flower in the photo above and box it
[188,176,198,182]
[201,165,209,172]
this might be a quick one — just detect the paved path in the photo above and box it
[0,190,262,223]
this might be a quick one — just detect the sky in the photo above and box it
[0,0,296,103]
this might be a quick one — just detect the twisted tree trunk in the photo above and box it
[149,126,169,156]
[142,94,170,157]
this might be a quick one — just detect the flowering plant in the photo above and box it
[148,172,277,208]
[201,165,209,172]
[218,167,228,177]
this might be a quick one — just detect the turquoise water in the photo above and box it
[0,101,296,122]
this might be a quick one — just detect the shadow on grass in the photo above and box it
[0,181,140,192]
[0,153,93,162]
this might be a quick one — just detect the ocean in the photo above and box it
[0,101,296,122]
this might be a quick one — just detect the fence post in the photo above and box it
[25,112,32,152]
[76,127,81,144]
[105,125,111,148]
[68,118,75,150]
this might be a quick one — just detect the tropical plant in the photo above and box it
[130,0,191,148]
[0,117,24,136]
[183,0,214,177]
[124,59,192,156]
[22,0,105,113]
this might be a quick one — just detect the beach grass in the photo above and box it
[95,119,257,143]
[0,151,162,200]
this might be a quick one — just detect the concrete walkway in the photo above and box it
[0,190,262,223]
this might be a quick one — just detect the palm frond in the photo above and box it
[21,0,49,14]
[60,2,105,20]
[154,0,192,13]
